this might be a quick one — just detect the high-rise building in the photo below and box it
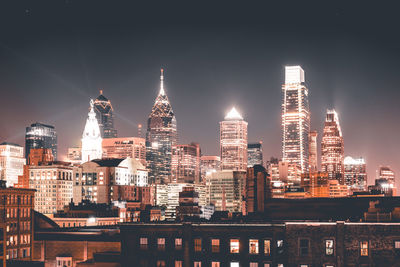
[81,99,103,163]
[321,109,344,183]
[344,156,367,191]
[0,142,25,187]
[246,165,271,214]
[171,143,201,184]
[282,66,310,173]
[377,166,395,186]
[102,137,146,166]
[247,142,263,167]
[220,107,248,172]
[25,122,57,160]
[200,155,220,179]
[309,131,318,172]
[93,90,117,138]
[146,69,177,184]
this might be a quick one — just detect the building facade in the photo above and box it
[200,156,220,180]
[0,142,25,187]
[282,66,310,173]
[308,131,318,172]
[247,142,263,168]
[321,109,344,183]
[25,122,57,160]
[172,143,201,184]
[146,69,178,184]
[378,166,395,186]
[93,90,117,138]
[220,107,248,172]
[344,156,367,191]
[81,99,103,163]
[246,165,271,214]
[102,137,146,166]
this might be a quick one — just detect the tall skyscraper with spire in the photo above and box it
[146,69,178,184]
[282,66,310,173]
[321,109,344,183]
[220,107,248,171]
[93,90,117,138]
[81,99,103,163]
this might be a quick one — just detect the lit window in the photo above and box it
[325,239,334,255]
[175,238,182,250]
[157,260,166,267]
[264,240,271,255]
[300,265,308,267]
[194,262,201,267]
[175,261,183,267]
[264,264,270,267]
[250,263,258,267]
[230,263,239,267]
[360,241,368,256]
[230,239,240,253]
[249,239,259,254]
[211,239,220,253]
[277,240,284,254]
[211,262,220,267]
[299,239,309,256]
[277,264,284,267]
[157,238,165,251]
[140,237,148,249]
[395,240,400,249]
[194,238,202,252]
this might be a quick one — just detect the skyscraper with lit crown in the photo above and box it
[321,109,344,183]
[220,107,248,171]
[81,99,103,163]
[93,90,117,138]
[146,69,178,184]
[282,66,310,173]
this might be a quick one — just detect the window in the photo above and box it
[325,239,334,255]
[395,240,400,249]
[360,241,368,256]
[230,263,239,267]
[230,239,240,253]
[277,240,284,254]
[300,265,308,267]
[277,265,284,267]
[175,261,183,267]
[194,262,201,267]
[263,264,270,267]
[157,260,166,267]
[175,238,182,250]
[249,239,259,254]
[299,239,309,256]
[194,238,202,252]
[140,237,148,249]
[211,239,220,253]
[157,238,165,251]
[264,240,271,255]
[211,262,220,267]
[250,263,258,267]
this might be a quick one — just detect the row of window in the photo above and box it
[3,194,32,205]
[6,208,31,219]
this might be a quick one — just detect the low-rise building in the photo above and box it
[0,142,26,187]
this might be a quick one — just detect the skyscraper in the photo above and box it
[321,109,344,183]
[344,156,367,191]
[220,107,248,171]
[308,131,318,172]
[81,99,103,163]
[0,142,25,186]
[146,69,178,184]
[377,166,395,186]
[25,122,57,160]
[282,66,310,173]
[93,90,117,138]
[171,143,201,184]
[247,142,263,167]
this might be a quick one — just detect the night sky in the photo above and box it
[1,1,399,185]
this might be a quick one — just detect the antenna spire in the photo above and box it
[159,68,165,95]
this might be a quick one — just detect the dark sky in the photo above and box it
[1,1,399,185]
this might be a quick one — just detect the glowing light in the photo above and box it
[225,107,243,120]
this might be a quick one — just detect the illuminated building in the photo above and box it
[328,180,349,197]
[321,109,344,183]
[29,162,73,215]
[246,165,271,213]
[247,142,263,167]
[176,186,202,221]
[344,156,367,191]
[0,142,25,187]
[308,131,318,172]
[200,155,220,179]
[171,142,201,183]
[220,107,248,171]
[93,90,117,138]
[146,69,178,184]
[102,137,146,166]
[81,99,103,163]
[281,66,310,173]
[301,171,329,197]
[378,166,395,186]
[66,147,81,164]
[0,182,35,261]
[25,122,57,160]
[208,170,245,212]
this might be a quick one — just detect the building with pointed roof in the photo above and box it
[146,69,178,184]
[93,90,117,138]
[81,99,103,163]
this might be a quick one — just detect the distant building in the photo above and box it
[328,180,349,197]
[0,142,25,186]
[321,109,344,183]
[171,143,201,183]
[344,156,367,191]
[102,137,146,166]
[29,162,73,214]
[146,69,177,184]
[81,100,103,163]
[282,66,310,173]
[200,155,220,179]
[378,166,395,186]
[301,171,329,197]
[308,131,318,172]
[25,122,57,160]
[247,142,263,167]
[220,107,248,171]
[246,165,271,214]
[66,147,81,164]
[93,90,117,138]
[176,186,202,221]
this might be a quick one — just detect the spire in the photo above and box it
[225,107,243,120]
[99,89,103,95]
[159,68,165,96]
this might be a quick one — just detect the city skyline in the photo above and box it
[1,2,399,185]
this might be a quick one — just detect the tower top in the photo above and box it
[285,65,305,84]
[159,68,165,96]
[225,107,243,120]
[99,89,103,95]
